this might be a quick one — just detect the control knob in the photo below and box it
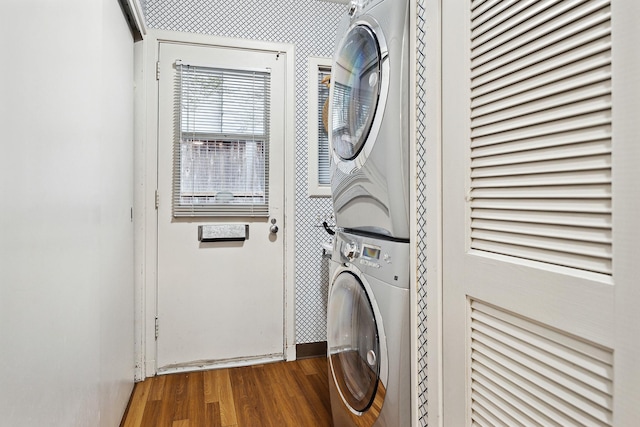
[343,242,359,261]
[348,0,363,17]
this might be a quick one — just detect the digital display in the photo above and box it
[362,245,381,260]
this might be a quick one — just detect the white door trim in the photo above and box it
[134,30,296,380]
[410,0,444,425]
[409,1,417,424]
[423,1,444,426]
[611,2,640,423]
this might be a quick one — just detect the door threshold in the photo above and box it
[157,353,284,375]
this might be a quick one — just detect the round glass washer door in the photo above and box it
[327,271,381,413]
[331,24,382,161]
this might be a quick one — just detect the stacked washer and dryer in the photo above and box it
[326,0,411,426]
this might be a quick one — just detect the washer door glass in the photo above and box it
[328,271,380,413]
[331,25,381,161]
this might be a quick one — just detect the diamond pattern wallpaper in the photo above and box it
[416,1,429,425]
[143,0,345,345]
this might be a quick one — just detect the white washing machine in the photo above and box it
[327,230,410,427]
[329,0,410,241]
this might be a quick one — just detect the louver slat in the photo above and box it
[471,155,611,178]
[471,80,611,123]
[471,25,610,87]
[470,300,613,426]
[472,389,522,426]
[472,370,563,426]
[471,59,611,111]
[470,199,610,213]
[471,97,611,138]
[471,1,608,62]
[471,127,611,157]
[471,220,611,245]
[471,0,532,24]
[471,111,611,149]
[471,140,610,168]
[471,0,540,37]
[469,1,612,274]
[471,209,611,229]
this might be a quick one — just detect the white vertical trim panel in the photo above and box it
[417,0,444,424]
[611,0,640,424]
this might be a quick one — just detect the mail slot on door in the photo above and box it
[198,224,249,242]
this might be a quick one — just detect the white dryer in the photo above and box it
[327,230,410,427]
[329,0,410,241]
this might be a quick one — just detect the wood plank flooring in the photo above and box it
[120,357,333,427]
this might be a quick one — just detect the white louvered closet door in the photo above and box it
[441,0,639,425]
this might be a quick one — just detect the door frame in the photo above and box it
[134,30,296,380]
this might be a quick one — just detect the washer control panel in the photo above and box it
[347,0,384,18]
[333,230,409,289]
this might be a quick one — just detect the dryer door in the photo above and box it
[331,24,381,161]
[328,271,381,414]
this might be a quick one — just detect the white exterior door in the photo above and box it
[155,41,287,372]
[441,1,639,425]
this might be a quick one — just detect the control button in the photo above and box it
[383,253,391,263]
[359,259,380,269]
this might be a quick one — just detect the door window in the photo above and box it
[328,272,380,413]
[330,25,381,161]
[175,63,271,217]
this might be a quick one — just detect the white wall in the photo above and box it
[0,1,135,425]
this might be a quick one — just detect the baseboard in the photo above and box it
[296,341,327,359]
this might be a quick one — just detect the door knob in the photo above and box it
[270,218,279,234]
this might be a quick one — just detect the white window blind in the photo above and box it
[317,66,331,185]
[469,0,612,275]
[307,57,332,197]
[175,62,271,217]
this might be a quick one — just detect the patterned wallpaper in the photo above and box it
[416,0,428,424]
[143,0,345,345]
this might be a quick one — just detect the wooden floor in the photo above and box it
[120,357,333,427]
